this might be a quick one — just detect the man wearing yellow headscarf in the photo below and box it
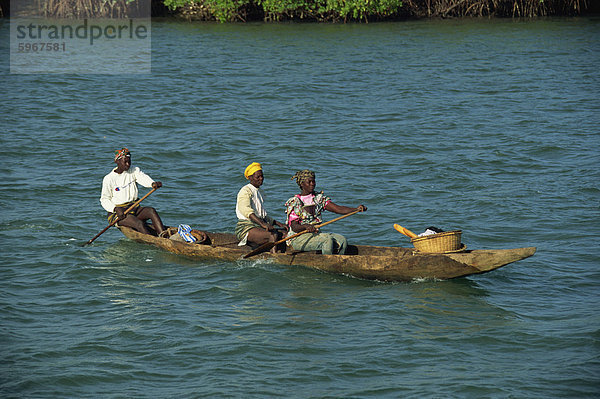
[244,162,262,179]
[235,162,288,251]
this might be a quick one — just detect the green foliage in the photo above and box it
[255,0,403,21]
[162,0,404,21]
[163,0,197,9]
[257,0,319,20]
[206,0,248,22]
[160,0,587,21]
[325,0,403,20]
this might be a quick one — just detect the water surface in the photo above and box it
[1,17,599,398]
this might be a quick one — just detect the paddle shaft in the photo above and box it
[243,209,361,258]
[83,187,158,246]
[280,209,361,243]
[393,223,418,238]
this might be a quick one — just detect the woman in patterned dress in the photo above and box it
[284,170,366,255]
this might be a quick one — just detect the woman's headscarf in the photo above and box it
[291,169,315,187]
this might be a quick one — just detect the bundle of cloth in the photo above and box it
[169,224,197,243]
[418,226,445,237]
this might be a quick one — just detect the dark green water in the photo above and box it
[1,17,599,398]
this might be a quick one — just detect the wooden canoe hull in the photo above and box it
[118,227,536,282]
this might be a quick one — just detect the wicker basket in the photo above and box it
[410,230,463,253]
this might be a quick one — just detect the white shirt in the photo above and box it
[236,183,268,221]
[100,166,154,213]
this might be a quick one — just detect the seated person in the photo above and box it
[285,169,366,255]
[235,162,288,251]
[100,148,166,236]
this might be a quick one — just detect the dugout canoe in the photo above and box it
[118,226,536,282]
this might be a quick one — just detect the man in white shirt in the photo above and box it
[100,148,166,236]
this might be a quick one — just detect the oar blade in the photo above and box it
[243,242,276,259]
[81,224,113,246]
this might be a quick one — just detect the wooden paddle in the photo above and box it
[243,209,362,259]
[393,223,418,238]
[83,187,158,246]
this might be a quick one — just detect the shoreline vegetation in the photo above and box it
[0,0,597,21]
